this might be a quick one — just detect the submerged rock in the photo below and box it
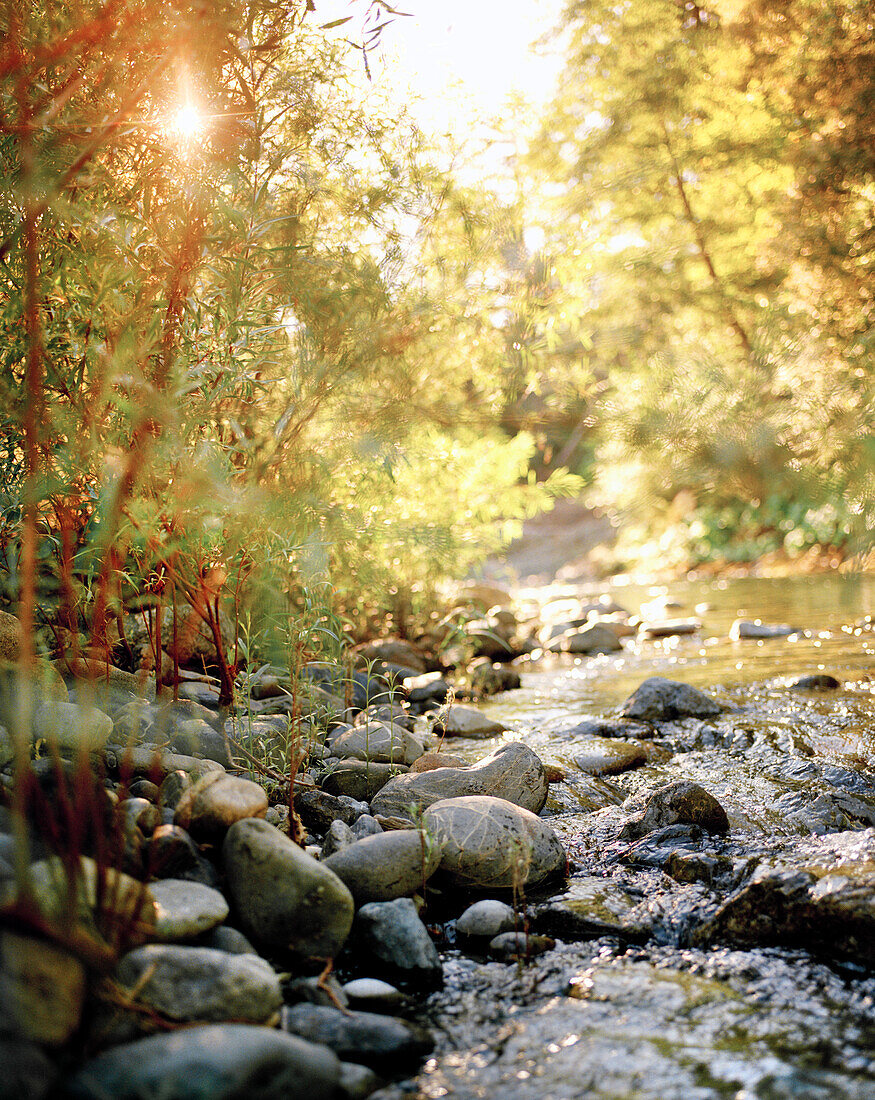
[572,737,648,776]
[620,677,723,721]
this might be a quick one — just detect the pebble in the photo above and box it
[175,771,268,841]
[488,931,555,960]
[147,824,219,887]
[223,818,354,958]
[321,819,356,857]
[201,925,257,956]
[342,978,407,1013]
[351,814,383,840]
[116,944,282,1023]
[297,789,358,833]
[65,1023,342,1100]
[150,879,229,941]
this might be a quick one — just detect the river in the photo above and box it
[374,572,875,1100]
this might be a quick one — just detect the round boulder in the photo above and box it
[323,830,442,905]
[175,771,268,841]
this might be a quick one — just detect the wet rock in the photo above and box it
[423,796,566,890]
[531,876,651,941]
[321,819,356,857]
[639,619,701,638]
[32,700,113,753]
[488,932,555,960]
[66,1023,342,1100]
[456,899,517,938]
[175,771,268,841]
[556,716,655,740]
[430,704,507,739]
[223,818,354,958]
[546,622,623,655]
[282,1004,433,1069]
[730,619,798,639]
[620,677,723,721]
[147,824,219,886]
[694,828,875,965]
[620,781,730,840]
[297,789,357,833]
[787,673,841,691]
[342,978,406,1013]
[150,879,229,941]
[370,742,548,819]
[354,898,442,986]
[320,761,408,802]
[468,660,522,696]
[331,723,425,765]
[324,830,441,905]
[558,774,626,814]
[0,930,86,1044]
[572,737,648,776]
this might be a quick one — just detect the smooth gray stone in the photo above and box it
[342,978,406,1013]
[430,704,507,739]
[65,1023,342,1100]
[297,789,357,833]
[282,1004,433,1069]
[331,723,425,766]
[324,830,441,905]
[620,677,723,721]
[369,742,548,819]
[321,819,357,857]
[730,619,798,640]
[456,899,516,938]
[339,1061,383,1100]
[150,879,229,941]
[201,924,258,956]
[355,898,442,986]
[351,814,383,840]
[223,818,354,958]
[116,944,281,1023]
[320,761,408,802]
[284,975,349,1009]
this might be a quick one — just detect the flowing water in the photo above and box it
[376,573,875,1100]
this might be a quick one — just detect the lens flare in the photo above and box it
[169,104,202,139]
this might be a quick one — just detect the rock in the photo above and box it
[456,899,517,938]
[53,656,152,699]
[787,673,841,691]
[354,639,428,675]
[619,781,730,840]
[342,978,406,1013]
[128,778,160,802]
[401,671,451,705]
[339,1061,382,1100]
[321,819,356,857]
[620,677,723,721]
[302,662,393,711]
[369,742,548,819]
[202,925,258,955]
[223,818,354,958]
[488,931,555,960]
[324,830,442,905]
[572,737,648,776]
[283,975,349,1008]
[171,719,231,766]
[454,582,513,609]
[147,824,219,887]
[463,618,518,660]
[0,930,86,1044]
[282,1004,433,1069]
[66,1023,342,1100]
[0,610,21,662]
[158,769,193,811]
[331,723,425,765]
[116,944,281,1023]
[320,761,408,802]
[409,751,468,773]
[106,746,224,783]
[119,796,161,837]
[150,879,229,941]
[297,789,357,834]
[530,876,651,942]
[0,1031,58,1099]
[355,703,415,731]
[430,704,507,739]
[468,660,521,696]
[639,619,701,638]
[351,814,383,840]
[693,828,875,965]
[423,796,566,890]
[175,771,268,841]
[729,619,798,639]
[354,898,442,986]
[555,717,655,740]
[546,623,622,655]
[32,700,113,753]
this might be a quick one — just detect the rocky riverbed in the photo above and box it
[1,573,875,1098]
